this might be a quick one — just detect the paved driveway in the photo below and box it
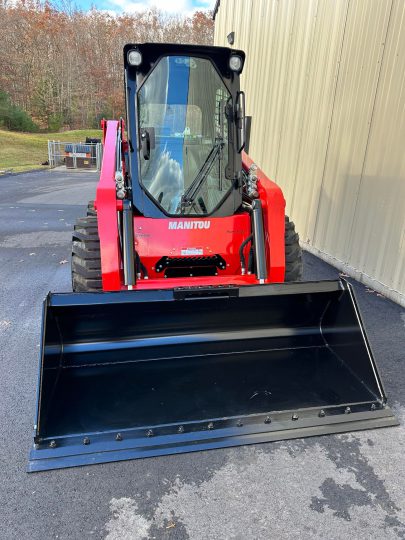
[0,169,404,540]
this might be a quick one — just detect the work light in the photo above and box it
[229,55,242,72]
[128,49,142,66]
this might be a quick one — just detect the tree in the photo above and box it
[0,1,215,130]
[0,90,39,131]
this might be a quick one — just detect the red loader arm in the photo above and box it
[242,152,286,282]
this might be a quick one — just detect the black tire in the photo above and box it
[71,216,102,292]
[285,216,303,281]
[87,199,97,216]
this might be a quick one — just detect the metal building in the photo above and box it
[214,0,405,306]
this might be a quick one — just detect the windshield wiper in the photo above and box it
[180,139,224,212]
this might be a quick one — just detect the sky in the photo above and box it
[76,0,216,15]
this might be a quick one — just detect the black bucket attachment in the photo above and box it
[29,280,398,472]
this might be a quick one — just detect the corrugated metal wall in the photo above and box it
[214,0,405,306]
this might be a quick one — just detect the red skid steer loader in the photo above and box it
[29,43,397,472]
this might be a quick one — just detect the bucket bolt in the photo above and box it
[115,433,123,441]
[49,440,57,449]
[264,416,271,424]
[178,426,184,434]
[237,420,244,427]
[371,404,377,411]
[292,413,299,421]
[319,410,326,418]
[345,407,351,414]
[207,422,214,430]
[146,429,154,437]
[83,437,90,445]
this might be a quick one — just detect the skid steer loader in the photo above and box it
[29,43,397,472]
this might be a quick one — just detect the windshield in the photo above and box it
[137,55,232,215]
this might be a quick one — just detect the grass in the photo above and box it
[0,129,102,174]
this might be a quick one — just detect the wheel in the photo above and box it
[285,216,303,281]
[71,216,102,292]
[86,199,97,216]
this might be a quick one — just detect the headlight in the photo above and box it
[128,49,142,66]
[229,55,242,72]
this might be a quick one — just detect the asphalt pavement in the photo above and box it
[0,169,404,540]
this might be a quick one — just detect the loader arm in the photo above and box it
[96,120,122,290]
[242,152,286,282]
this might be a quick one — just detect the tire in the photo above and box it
[87,199,97,216]
[71,215,102,292]
[285,216,303,281]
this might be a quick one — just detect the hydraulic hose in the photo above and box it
[239,234,253,275]
[135,251,148,279]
